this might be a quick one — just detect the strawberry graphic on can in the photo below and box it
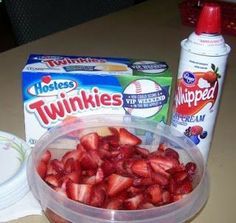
[204,64,221,85]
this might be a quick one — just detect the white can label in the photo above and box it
[171,49,228,159]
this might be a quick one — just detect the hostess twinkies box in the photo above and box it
[22,54,172,146]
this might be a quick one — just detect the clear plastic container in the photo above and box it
[27,114,209,223]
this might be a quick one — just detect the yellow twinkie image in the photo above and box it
[95,63,128,71]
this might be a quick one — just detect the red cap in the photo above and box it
[195,3,222,35]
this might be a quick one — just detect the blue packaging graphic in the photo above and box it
[22,54,172,146]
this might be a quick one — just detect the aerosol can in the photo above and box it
[171,3,231,161]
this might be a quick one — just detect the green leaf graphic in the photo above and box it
[0,136,27,163]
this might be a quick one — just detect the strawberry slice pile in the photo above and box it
[37,127,197,210]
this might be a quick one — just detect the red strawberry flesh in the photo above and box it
[107,174,133,196]
[124,194,144,210]
[131,159,150,177]
[66,182,92,204]
[147,185,162,204]
[80,132,100,150]
[41,150,51,164]
[119,128,141,146]
[37,160,47,179]
[38,127,198,210]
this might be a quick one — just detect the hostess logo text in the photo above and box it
[28,79,77,96]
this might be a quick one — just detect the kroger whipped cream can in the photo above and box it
[171,3,231,161]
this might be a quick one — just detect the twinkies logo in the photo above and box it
[27,88,123,126]
[43,57,107,68]
[27,75,78,96]
[183,71,195,85]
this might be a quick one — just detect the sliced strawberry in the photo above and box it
[80,152,98,170]
[98,148,112,159]
[66,182,92,204]
[123,159,136,176]
[54,187,68,198]
[64,158,76,173]
[46,163,57,175]
[106,198,123,210]
[151,172,169,186]
[63,171,80,184]
[131,159,151,177]
[45,174,60,188]
[168,178,177,194]
[140,202,155,209]
[47,159,64,175]
[102,135,119,148]
[118,145,135,159]
[101,160,115,177]
[116,190,129,201]
[99,142,110,151]
[175,179,193,195]
[85,169,96,177]
[95,167,104,184]
[119,128,142,146]
[88,150,103,166]
[37,160,47,179]
[172,194,184,202]
[185,162,197,176]
[146,184,163,205]
[90,186,106,207]
[76,143,85,151]
[41,150,52,164]
[162,190,171,204]
[103,127,120,147]
[96,182,108,192]
[167,163,186,174]
[164,148,179,160]
[74,160,82,172]
[82,176,96,185]
[124,194,144,210]
[148,160,170,178]
[50,159,64,174]
[158,143,167,152]
[62,149,84,164]
[150,150,165,158]
[102,128,119,146]
[135,146,150,158]
[149,156,179,171]
[127,186,143,197]
[173,171,188,183]
[107,174,133,196]
[60,178,69,191]
[110,150,120,159]
[80,132,100,150]
[133,177,153,187]
[108,127,119,138]
[113,160,126,175]
[54,178,69,197]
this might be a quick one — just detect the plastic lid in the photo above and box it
[196,3,222,35]
[0,131,30,210]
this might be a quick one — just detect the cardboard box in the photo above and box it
[22,54,172,146]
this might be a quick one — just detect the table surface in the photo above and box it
[0,0,235,222]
